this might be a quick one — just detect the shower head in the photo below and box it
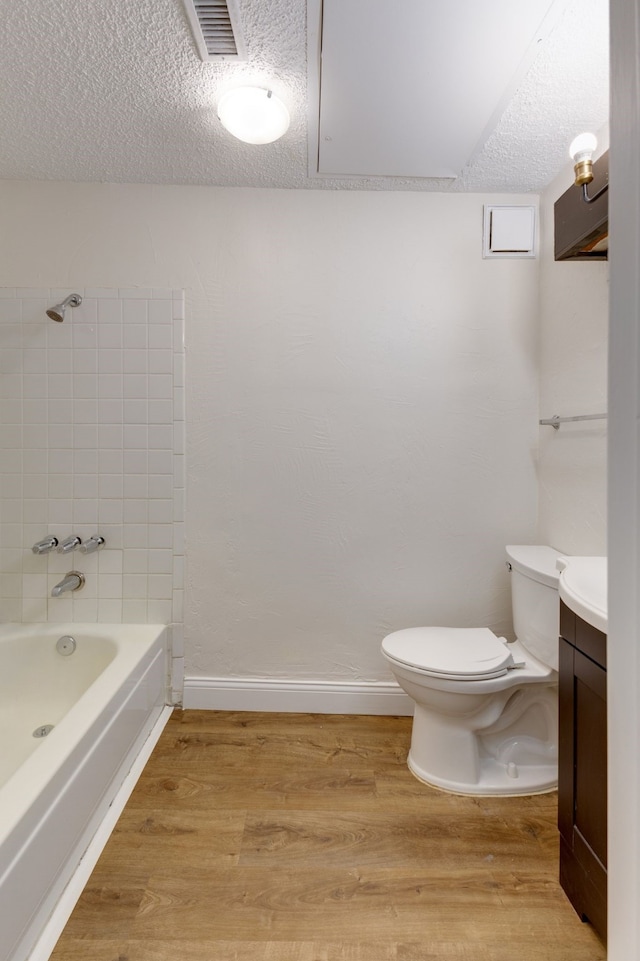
[46,293,82,323]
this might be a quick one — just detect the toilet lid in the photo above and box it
[381,627,515,680]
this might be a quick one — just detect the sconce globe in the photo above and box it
[569,132,598,163]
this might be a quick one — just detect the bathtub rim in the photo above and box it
[0,622,168,853]
[27,704,173,961]
[0,622,170,961]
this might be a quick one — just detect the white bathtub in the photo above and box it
[0,623,171,961]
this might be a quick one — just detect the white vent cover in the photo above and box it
[483,205,537,259]
[183,0,246,61]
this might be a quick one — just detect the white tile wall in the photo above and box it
[0,287,185,697]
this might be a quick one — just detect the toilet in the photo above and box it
[381,545,566,796]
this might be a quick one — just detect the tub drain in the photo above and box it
[56,635,76,656]
[33,724,55,738]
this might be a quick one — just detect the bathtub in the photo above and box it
[0,622,171,961]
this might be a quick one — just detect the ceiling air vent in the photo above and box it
[183,0,246,61]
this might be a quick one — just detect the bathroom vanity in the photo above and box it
[557,558,607,941]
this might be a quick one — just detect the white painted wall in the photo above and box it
[537,132,609,555]
[185,191,540,683]
[0,182,539,691]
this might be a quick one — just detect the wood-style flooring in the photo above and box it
[50,711,605,961]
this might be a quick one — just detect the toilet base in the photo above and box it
[407,751,557,797]
[404,684,558,797]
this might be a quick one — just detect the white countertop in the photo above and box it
[558,556,607,634]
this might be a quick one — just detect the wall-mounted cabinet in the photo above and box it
[554,151,608,261]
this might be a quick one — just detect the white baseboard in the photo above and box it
[183,676,412,715]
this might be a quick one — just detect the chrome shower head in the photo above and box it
[46,293,82,323]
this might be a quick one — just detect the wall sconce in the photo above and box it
[569,133,609,205]
[217,87,290,144]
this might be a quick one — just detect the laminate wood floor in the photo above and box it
[50,711,605,961]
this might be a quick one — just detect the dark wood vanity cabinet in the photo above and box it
[558,600,607,940]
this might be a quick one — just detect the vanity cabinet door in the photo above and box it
[558,629,607,941]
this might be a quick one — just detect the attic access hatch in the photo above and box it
[308,0,569,179]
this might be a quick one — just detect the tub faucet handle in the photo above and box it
[32,536,59,555]
[58,535,82,554]
[80,535,105,554]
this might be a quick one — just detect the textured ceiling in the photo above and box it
[0,0,608,192]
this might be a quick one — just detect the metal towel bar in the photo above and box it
[539,413,607,430]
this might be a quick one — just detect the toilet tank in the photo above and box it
[505,545,568,672]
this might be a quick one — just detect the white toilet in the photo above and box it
[381,545,566,796]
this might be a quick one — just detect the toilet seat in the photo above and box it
[381,627,516,681]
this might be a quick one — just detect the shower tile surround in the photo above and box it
[0,287,185,702]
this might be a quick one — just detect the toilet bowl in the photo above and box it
[381,545,566,796]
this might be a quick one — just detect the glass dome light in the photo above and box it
[217,87,290,145]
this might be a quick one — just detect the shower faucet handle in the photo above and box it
[58,535,82,554]
[32,536,59,555]
[79,535,105,554]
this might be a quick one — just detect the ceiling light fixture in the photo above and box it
[569,132,609,204]
[217,87,290,144]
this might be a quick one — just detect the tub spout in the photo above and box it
[51,571,85,597]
